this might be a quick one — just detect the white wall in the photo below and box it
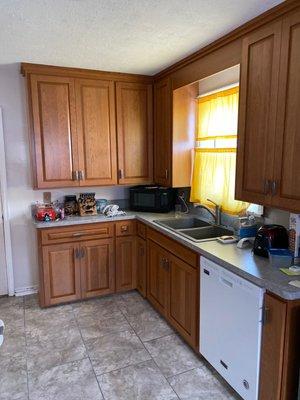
[0,63,129,293]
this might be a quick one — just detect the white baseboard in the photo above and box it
[14,285,38,297]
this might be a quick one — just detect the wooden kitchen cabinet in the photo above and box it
[29,75,79,188]
[116,236,136,292]
[236,20,282,205]
[259,293,300,400]
[80,238,115,299]
[154,77,172,186]
[136,236,147,297]
[41,242,81,306]
[75,78,118,186]
[147,231,198,348]
[168,253,198,348]
[22,63,153,189]
[236,10,300,212]
[116,82,153,184]
[147,239,169,315]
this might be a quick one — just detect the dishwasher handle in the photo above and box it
[220,276,234,288]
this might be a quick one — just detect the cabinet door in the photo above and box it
[272,10,300,212]
[235,21,282,205]
[75,79,118,186]
[147,240,169,315]
[154,78,172,186]
[29,75,79,188]
[42,243,81,306]
[116,82,153,184]
[116,236,136,292]
[80,239,115,299]
[136,237,147,298]
[259,294,287,400]
[167,254,198,349]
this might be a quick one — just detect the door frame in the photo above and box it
[0,107,14,296]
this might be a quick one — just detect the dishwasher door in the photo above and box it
[200,257,265,400]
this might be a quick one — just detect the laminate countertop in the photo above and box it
[34,211,300,301]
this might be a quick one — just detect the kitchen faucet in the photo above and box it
[194,199,221,225]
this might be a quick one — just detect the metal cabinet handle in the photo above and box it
[78,170,85,181]
[119,169,124,179]
[264,179,271,195]
[271,180,277,196]
[165,169,168,180]
[164,258,170,271]
[80,248,85,259]
[75,248,80,258]
[121,225,128,232]
[72,170,79,181]
[262,306,270,325]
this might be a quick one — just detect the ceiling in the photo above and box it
[0,0,283,75]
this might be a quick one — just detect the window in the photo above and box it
[190,86,249,215]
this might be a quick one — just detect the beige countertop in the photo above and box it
[34,211,300,301]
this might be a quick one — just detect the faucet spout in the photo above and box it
[194,199,221,225]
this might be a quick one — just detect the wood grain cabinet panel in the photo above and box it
[168,254,197,349]
[80,239,115,298]
[116,236,136,292]
[116,82,153,184]
[136,237,147,298]
[42,243,81,306]
[272,10,300,211]
[154,78,172,186]
[75,79,118,186]
[236,21,282,205]
[29,75,79,188]
[147,239,169,316]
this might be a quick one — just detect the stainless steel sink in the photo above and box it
[178,226,233,242]
[153,217,211,230]
[153,217,234,242]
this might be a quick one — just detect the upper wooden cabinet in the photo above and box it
[22,64,153,189]
[236,10,300,212]
[75,79,118,186]
[116,82,153,184]
[154,77,172,186]
[29,75,79,188]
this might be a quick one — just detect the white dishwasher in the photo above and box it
[200,257,265,400]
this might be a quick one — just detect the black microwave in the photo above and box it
[129,186,175,213]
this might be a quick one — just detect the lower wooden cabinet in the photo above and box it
[136,237,147,297]
[147,238,198,349]
[259,293,300,400]
[42,242,82,306]
[80,239,115,299]
[168,253,198,348]
[116,236,136,292]
[147,239,169,315]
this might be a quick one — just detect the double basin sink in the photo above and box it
[153,217,233,243]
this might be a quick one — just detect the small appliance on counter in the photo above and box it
[253,224,289,258]
[129,185,175,213]
[78,193,97,216]
[64,195,78,216]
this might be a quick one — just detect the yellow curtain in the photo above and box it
[190,86,248,215]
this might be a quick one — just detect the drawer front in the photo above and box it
[115,220,136,237]
[137,221,147,239]
[40,223,114,245]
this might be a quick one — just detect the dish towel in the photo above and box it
[0,319,4,346]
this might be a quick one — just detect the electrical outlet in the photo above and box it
[43,192,51,204]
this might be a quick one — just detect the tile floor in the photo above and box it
[0,290,241,400]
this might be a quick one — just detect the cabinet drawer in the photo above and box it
[115,220,136,236]
[40,223,114,245]
[137,221,147,239]
[147,227,198,268]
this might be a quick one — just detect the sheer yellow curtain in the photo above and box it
[190,86,248,215]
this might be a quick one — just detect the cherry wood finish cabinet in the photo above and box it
[116,236,136,292]
[22,63,153,189]
[147,228,199,349]
[236,10,300,212]
[154,77,172,186]
[80,238,115,299]
[259,293,300,400]
[116,82,153,184]
[136,236,147,297]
